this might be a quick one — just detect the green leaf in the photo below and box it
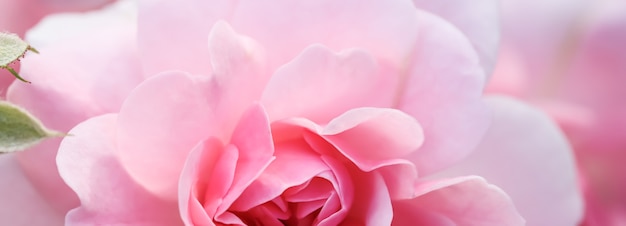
[0,32,38,83]
[0,101,63,153]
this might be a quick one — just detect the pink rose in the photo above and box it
[488,0,626,225]
[1,0,582,225]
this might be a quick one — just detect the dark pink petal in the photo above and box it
[0,154,64,226]
[411,0,500,74]
[398,10,490,175]
[179,104,274,224]
[261,45,396,123]
[179,138,224,226]
[435,96,584,225]
[343,171,393,225]
[57,114,181,225]
[392,176,524,226]
[232,139,328,211]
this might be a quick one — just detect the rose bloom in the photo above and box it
[1,0,582,225]
[487,0,626,225]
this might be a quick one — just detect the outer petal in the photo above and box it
[116,72,217,199]
[229,0,419,70]
[261,45,396,123]
[57,114,181,225]
[398,10,490,175]
[6,25,143,212]
[25,0,137,49]
[0,153,64,226]
[138,0,419,74]
[137,0,235,75]
[392,176,524,226]
[434,96,584,226]
[411,0,500,74]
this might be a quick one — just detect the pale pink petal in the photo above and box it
[321,108,422,199]
[229,0,419,70]
[116,72,218,199]
[206,21,272,130]
[392,176,524,226]
[25,0,137,49]
[435,96,584,226]
[398,10,490,175]
[136,0,235,75]
[412,0,500,74]
[0,154,64,226]
[57,114,181,225]
[6,27,144,213]
[261,45,396,123]
[322,107,423,160]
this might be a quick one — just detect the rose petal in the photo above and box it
[232,139,330,211]
[136,0,235,75]
[321,107,422,199]
[179,138,223,226]
[116,72,217,199]
[343,171,393,225]
[393,176,524,226]
[322,107,424,160]
[6,26,143,212]
[261,45,396,123]
[57,114,181,225]
[218,104,275,214]
[411,0,500,75]
[207,21,271,130]
[0,153,64,226]
[398,9,490,175]
[230,0,419,70]
[434,96,584,226]
[25,0,137,49]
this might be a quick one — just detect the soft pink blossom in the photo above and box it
[0,0,583,225]
[488,0,626,225]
